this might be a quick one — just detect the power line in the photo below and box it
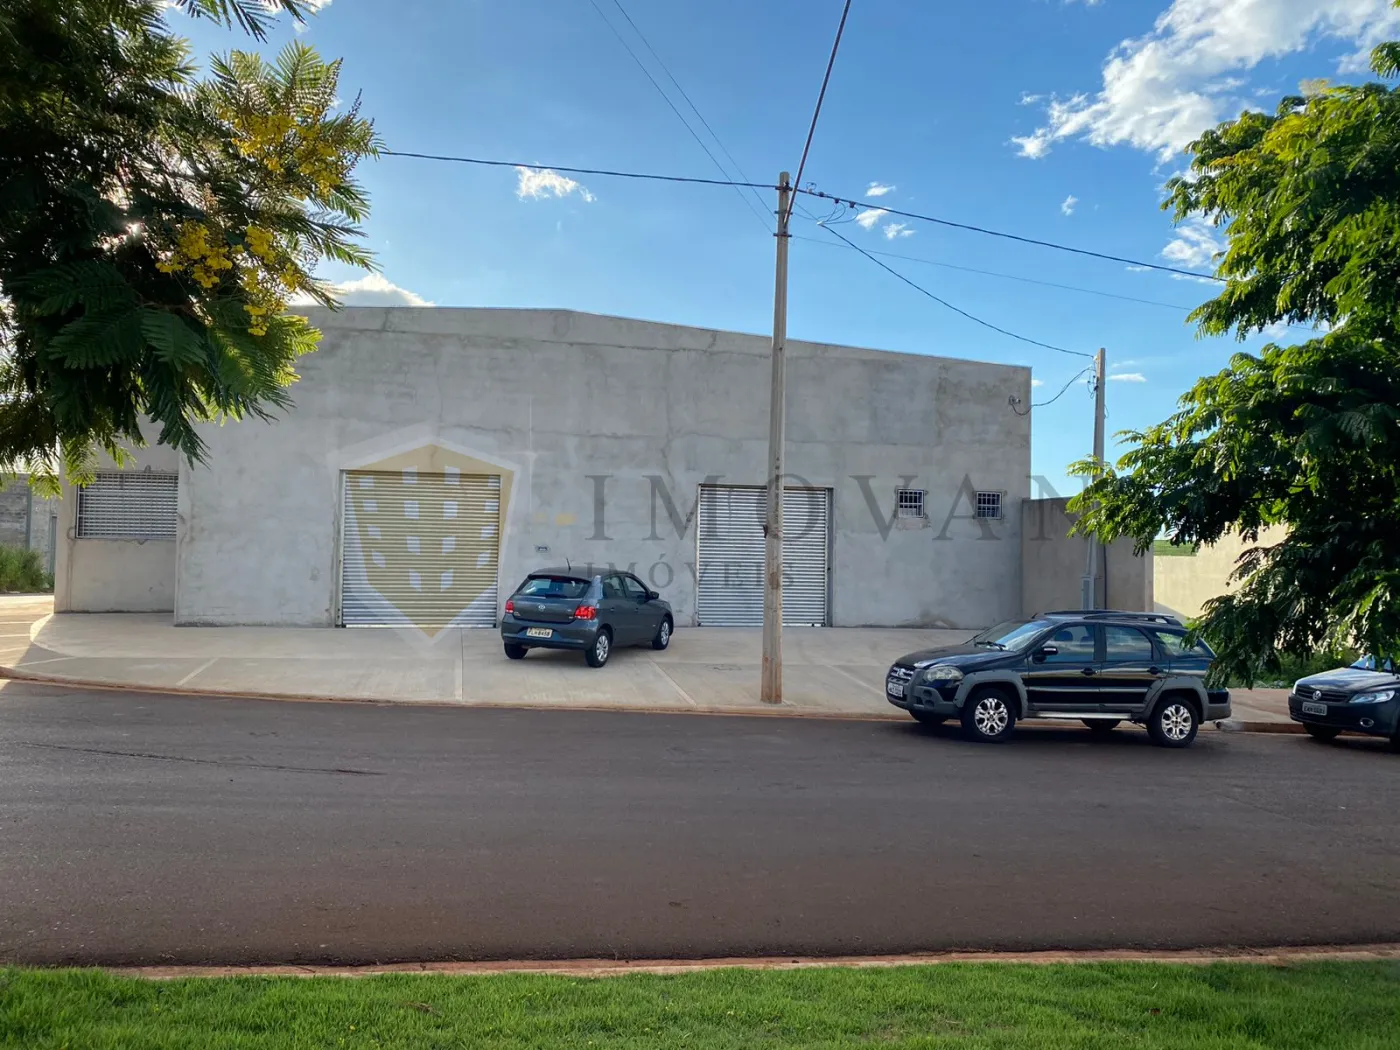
[1010,366,1093,415]
[1036,367,1093,407]
[790,0,854,220]
[792,231,1206,312]
[604,0,773,230]
[586,0,773,234]
[797,186,1224,282]
[820,223,1093,359]
[381,150,773,190]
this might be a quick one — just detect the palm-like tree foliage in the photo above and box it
[0,0,377,489]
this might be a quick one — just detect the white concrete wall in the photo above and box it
[1020,497,1152,616]
[1154,526,1285,621]
[174,308,1031,628]
[54,440,179,612]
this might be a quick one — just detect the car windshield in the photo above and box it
[1350,655,1396,672]
[517,576,590,600]
[970,620,1050,652]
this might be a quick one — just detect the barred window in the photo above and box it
[77,471,178,539]
[896,488,925,519]
[974,491,1003,520]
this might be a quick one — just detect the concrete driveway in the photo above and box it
[0,595,1295,724]
[2,596,966,717]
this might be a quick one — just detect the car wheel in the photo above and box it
[651,617,672,651]
[1147,697,1198,748]
[585,628,612,668]
[1303,723,1341,742]
[503,643,527,661]
[961,688,1016,743]
[1084,719,1120,736]
[911,710,945,726]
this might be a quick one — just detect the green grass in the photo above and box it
[0,543,51,592]
[4,962,1400,1049]
[1152,539,1199,557]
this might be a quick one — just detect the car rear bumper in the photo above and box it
[500,615,598,651]
[1289,693,1400,736]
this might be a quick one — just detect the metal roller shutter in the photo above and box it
[696,485,830,626]
[76,471,178,539]
[340,468,501,630]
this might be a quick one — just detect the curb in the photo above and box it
[0,665,908,723]
[107,942,1400,980]
[1216,718,1304,735]
[1,666,1304,734]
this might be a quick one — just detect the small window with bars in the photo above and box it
[77,471,178,539]
[975,491,1003,520]
[896,488,926,519]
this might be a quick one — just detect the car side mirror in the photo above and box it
[646,590,659,601]
[1034,645,1058,662]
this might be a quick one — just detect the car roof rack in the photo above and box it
[1038,609,1183,626]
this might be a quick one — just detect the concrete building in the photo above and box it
[0,477,58,576]
[56,307,1035,631]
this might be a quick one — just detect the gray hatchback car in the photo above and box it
[500,567,673,667]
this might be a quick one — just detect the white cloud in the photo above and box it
[854,208,889,230]
[1109,372,1148,382]
[298,273,432,307]
[1031,378,1046,388]
[1014,0,1400,161]
[1061,194,1079,216]
[515,166,595,203]
[865,182,896,197]
[1161,216,1225,268]
[883,222,915,239]
[1019,92,1045,106]
[291,0,331,31]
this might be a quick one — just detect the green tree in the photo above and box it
[1071,22,1400,685]
[0,0,378,490]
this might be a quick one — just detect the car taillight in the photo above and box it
[504,599,515,614]
[573,605,597,620]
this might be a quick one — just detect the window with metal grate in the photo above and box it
[974,491,1003,520]
[896,488,926,519]
[76,471,178,539]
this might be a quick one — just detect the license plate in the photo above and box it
[526,627,553,639]
[1302,701,1328,716]
[886,681,905,698]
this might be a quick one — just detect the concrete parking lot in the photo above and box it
[0,595,1293,724]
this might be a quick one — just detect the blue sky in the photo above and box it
[174,0,1400,494]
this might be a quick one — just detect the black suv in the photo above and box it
[1289,656,1400,747]
[885,610,1231,747]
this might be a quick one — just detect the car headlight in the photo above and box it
[918,664,964,681]
[1352,690,1395,704]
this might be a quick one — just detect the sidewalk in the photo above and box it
[0,595,1295,726]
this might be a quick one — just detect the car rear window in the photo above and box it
[517,576,590,599]
[1151,630,1214,659]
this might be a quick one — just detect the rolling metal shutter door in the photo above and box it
[341,469,501,629]
[76,471,178,538]
[696,485,830,626]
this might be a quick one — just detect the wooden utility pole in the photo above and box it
[761,172,792,704]
[1083,347,1107,609]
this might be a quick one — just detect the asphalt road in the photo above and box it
[3,680,1400,966]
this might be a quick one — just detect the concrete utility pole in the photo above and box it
[761,172,793,704]
[1083,347,1107,609]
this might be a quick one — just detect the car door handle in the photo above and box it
[1148,666,1163,675]
[1081,667,1097,676]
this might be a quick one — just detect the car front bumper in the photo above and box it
[500,614,599,652]
[886,673,962,715]
[1288,692,1400,737]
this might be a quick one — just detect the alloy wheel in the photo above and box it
[1161,703,1193,741]
[974,696,1009,737]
